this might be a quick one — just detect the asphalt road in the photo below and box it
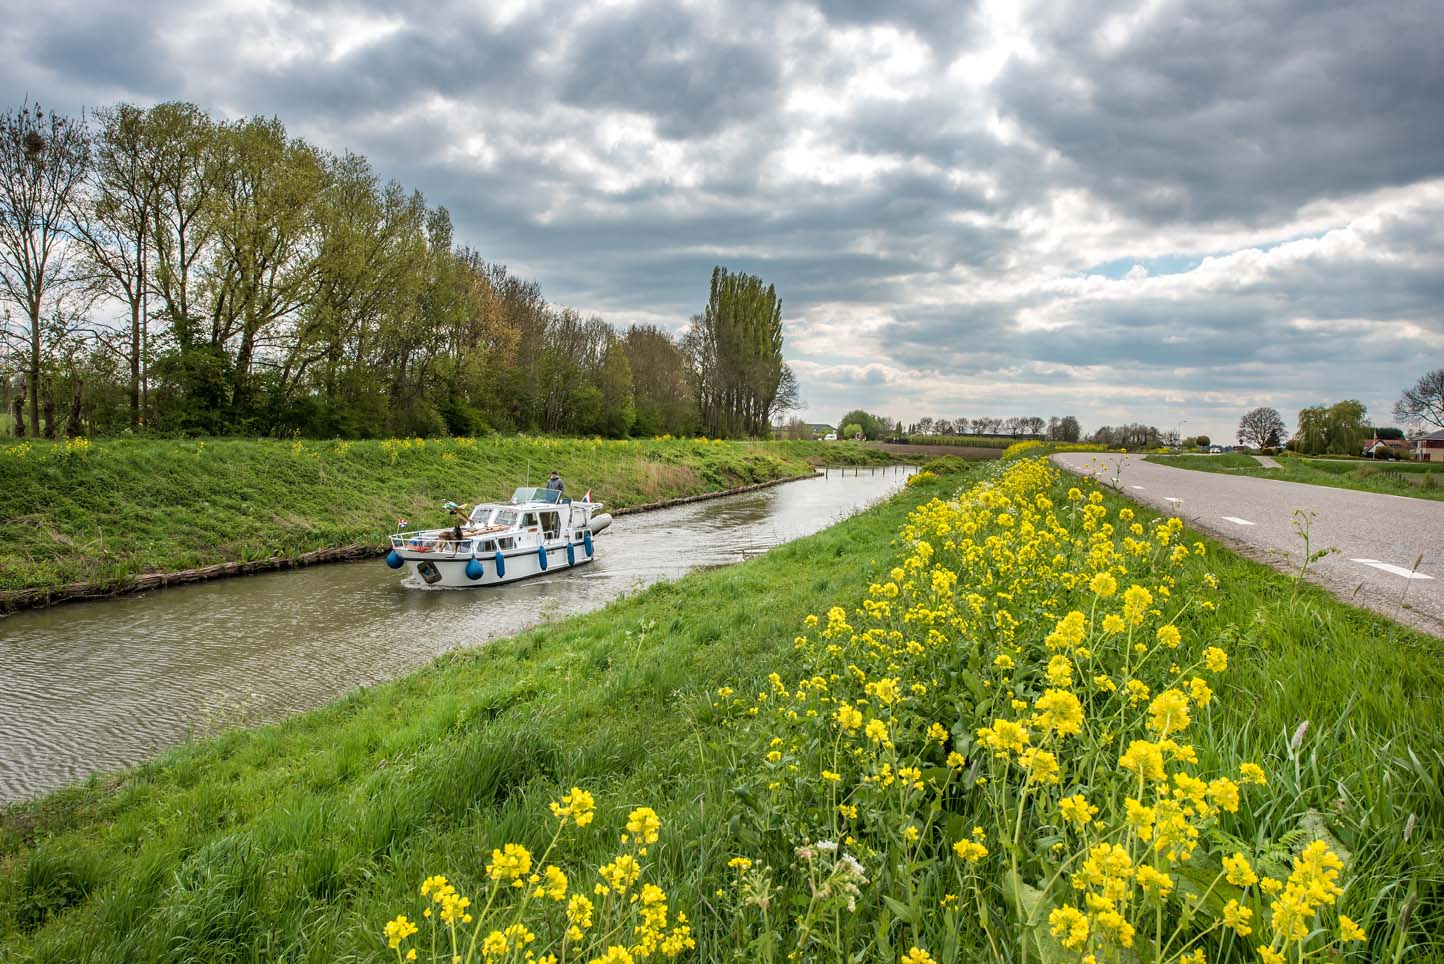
[1053,453,1444,638]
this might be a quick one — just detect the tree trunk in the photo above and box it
[130,299,142,428]
[11,391,24,438]
[28,306,40,437]
[42,383,56,440]
[67,379,84,437]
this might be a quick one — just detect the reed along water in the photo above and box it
[0,466,914,803]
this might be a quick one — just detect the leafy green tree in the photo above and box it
[684,266,787,437]
[1294,400,1366,454]
[838,409,886,440]
[69,104,159,428]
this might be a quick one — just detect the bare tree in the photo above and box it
[1237,406,1286,449]
[0,102,90,435]
[1394,368,1444,431]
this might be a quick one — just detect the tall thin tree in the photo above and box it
[0,102,90,435]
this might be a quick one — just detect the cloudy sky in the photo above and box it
[6,0,1443,440]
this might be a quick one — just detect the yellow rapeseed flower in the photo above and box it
[1223,853,1258,887]
[1204,646,1228,672]
[1089,571,1118,596]
[1119,740,1167,781]
[1034,688,1085,738]
[1058,794,1098,827]
[1049,905,1090,949]
[1339,915,1366,942]
[1223,899,1253,936]
[1147,689,1191,737]
[550,787,596,827]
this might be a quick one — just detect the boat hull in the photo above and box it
[400,544,595,588]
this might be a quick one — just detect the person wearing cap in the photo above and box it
[546,470,566,496]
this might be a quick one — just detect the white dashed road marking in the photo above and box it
[1130,485,1145,490]
[1164,497,1183,503]
[1221,516,1256,526]
[1351,559,1435,580]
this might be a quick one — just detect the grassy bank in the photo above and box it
[1,458,1439,962]
[1147,452,1444,502]
[0,436,898,599]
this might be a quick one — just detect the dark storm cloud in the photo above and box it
[4,0,1443,437]
[995,0,1444,224]
[557,3,783,138]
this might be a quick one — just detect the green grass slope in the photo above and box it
[0,436,897,596]
[0,462,1440,961]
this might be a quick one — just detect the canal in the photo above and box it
[0,466,913,803]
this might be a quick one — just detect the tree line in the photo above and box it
[0,101,795,440]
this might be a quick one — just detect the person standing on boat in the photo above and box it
[546,470,566,497]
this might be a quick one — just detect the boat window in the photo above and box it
[521,512,538,529]
[469,507,494,524]
[499,537,515,549]
[493,509,517,527]
[541,511,561,540]
[480,541,494,552]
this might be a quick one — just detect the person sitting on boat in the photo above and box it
[546,470,566,497]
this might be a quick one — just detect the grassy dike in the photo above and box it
[0,461,965,961]
[0,436,897,605]
[1,458,1441,961]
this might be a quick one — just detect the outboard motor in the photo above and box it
[588,512,613,535]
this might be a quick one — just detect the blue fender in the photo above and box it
[494,551,506,578]
[567,542,576,566]
[583,530,594,557]
[537,545,548,570]
[385,549,404,570]
[465,558,484,581]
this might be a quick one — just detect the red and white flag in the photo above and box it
[583,489,592,503]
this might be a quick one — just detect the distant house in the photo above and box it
[1363,436,1410,459]
[1410,428,1444,462]
[806,423,835,439]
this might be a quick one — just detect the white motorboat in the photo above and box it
[386,487,612,587]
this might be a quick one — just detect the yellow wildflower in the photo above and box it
[626,806,661,844]
[1059,794,1098,827]
[1147,689,1191,737]
[1223,853,1258,887]
[551,787,596,827]
[1049,905,1090,949]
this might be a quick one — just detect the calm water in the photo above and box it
[0,466,913,803]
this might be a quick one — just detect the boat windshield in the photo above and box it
[469,506,495,524]
[511,487,562,504]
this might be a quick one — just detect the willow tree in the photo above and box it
[685,265,789,437]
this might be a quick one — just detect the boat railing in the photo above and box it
[389,532,473,556]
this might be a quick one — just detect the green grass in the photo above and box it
[0,465,967,961]
[0,436,900,596]
[1147,452,1444,502]
[0,461,1440,960]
